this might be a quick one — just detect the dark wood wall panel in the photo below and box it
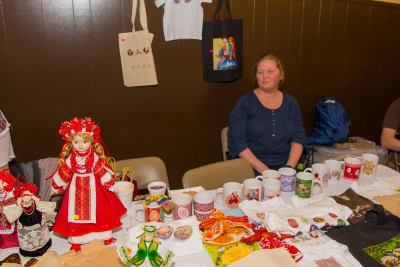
[1,0,400,189]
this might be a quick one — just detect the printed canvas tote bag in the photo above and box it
[118,0,158,87]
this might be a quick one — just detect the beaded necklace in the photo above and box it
[70,147,94,173]
[21,201,35,215]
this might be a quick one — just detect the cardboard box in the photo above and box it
[311,145,388,164]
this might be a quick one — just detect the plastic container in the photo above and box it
[311,145,388,165]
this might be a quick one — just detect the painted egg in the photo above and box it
[288,219,298,228]
[155,226,173,239]
[174,225,193,240]
[329,213,338,218]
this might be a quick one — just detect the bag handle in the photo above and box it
[106,157,116,172]
[122,167,135,183]
[213,0,232,21]
[132,0,148,32]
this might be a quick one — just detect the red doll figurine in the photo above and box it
[0,171,19,252]
[4,182,55,257]
[51,117,127,251]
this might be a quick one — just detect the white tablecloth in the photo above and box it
[3,165,399,266]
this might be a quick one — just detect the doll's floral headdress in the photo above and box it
[59,117,101,142]
[13,182,38,198]
[0,171,17,191]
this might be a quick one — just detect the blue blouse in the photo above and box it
[228,92,307,171]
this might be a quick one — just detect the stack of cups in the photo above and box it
[193,192,214,221]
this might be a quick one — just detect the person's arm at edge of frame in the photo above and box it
[381,127,400,152]
[238,148,270,174]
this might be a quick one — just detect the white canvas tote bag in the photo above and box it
[118,0,158,87]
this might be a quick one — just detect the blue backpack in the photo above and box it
[307,97,351,146]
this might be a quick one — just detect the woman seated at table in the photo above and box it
[228,53,307,175]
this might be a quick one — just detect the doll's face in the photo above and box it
[0,181,4,192]
[22,191,33,203]
[72,135,92,152]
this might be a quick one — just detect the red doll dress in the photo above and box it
[51,149,127,244]
[0,189,19,251]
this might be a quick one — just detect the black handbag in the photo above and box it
[202,0,243,82]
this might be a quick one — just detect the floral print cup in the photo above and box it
[171,193,192,220]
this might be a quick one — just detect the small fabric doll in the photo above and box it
[0,170,19,252]
[118,225,174,267]
[50,117,127,251]
[4,182,56,257]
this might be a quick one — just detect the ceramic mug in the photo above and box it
[243,178,262,201]
[134,201,164,223]
[193,192,214,212]
[147,181,167,196]
[193,192,214,221]
[305,163,329,188]
[342,157,362,181]
[171,193,192,220]
[262,178,281,201]
[278,167,296,192]
[324,159,343,184]
[194,210,213,221]
[256,169,281,181]
[295,171,318,198]
[360,153,379,178]
[215,182,243,209]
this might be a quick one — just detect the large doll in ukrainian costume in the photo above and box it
[51,117,127,251]
[0,171,19,252]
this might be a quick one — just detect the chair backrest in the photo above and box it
[384,150,400,172]
[221,126,230,161]
[115,157,169,190]
[182,158,254,190]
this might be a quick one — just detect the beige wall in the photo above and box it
[1,0,400,189]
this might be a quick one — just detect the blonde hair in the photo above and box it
[58,132,107,166]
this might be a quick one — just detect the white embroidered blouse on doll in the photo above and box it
[50,117,127,251]
[4,182,56,257]
[0,171,19,252]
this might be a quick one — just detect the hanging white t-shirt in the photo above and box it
[155,0,212,41]
[0,110,15,167]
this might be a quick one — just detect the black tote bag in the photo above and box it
[202,0,243,82]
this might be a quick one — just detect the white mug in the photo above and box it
[243,178,262,201]
[305,163,329,188]
[324,159,343,184]
[147,181,167,196]
[215,182,243,209]
[360,153,379,178]
[255,169,281,181]
[171,193,192,220]
[133,201,164,223]
[262,178,281,201]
